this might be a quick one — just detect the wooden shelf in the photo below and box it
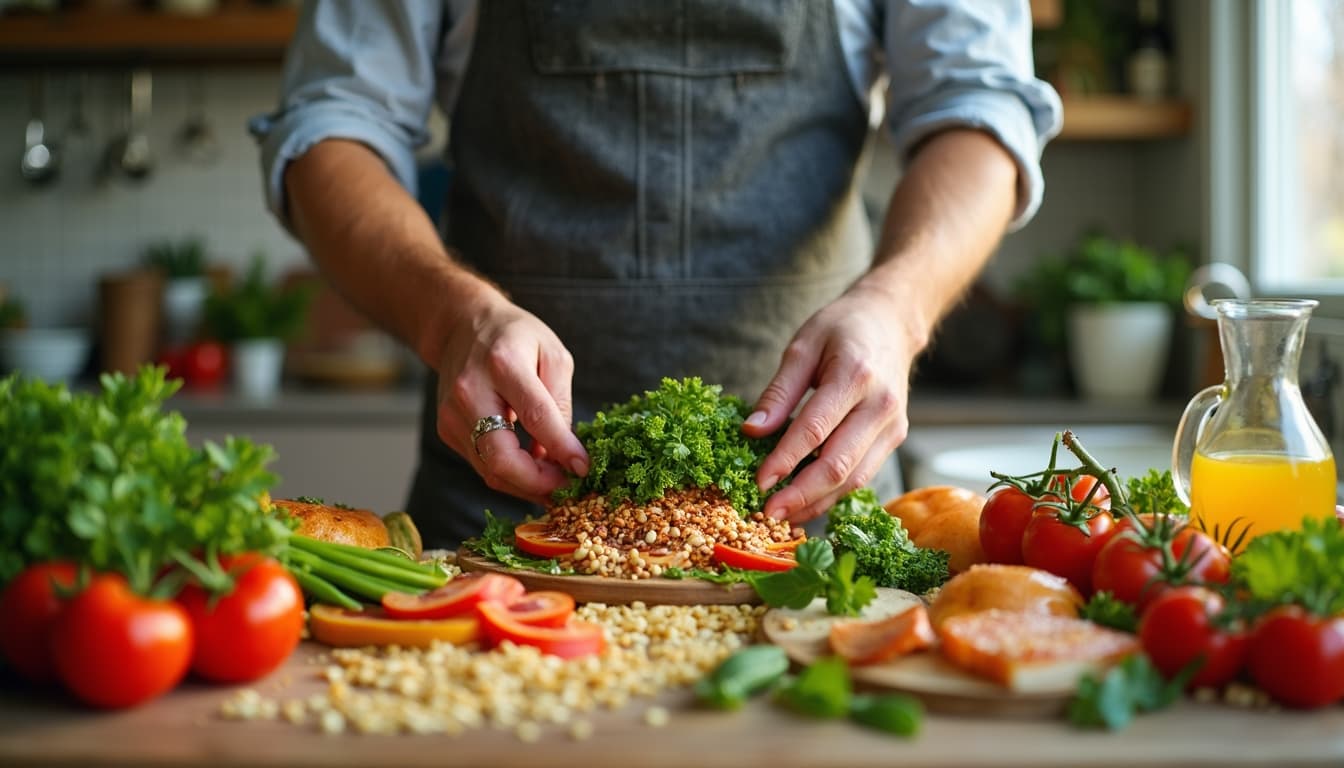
[0,5,299,65]
[1057,96,1193,141]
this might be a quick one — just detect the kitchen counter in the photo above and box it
[1,642,1341,768]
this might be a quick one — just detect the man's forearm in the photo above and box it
[283,139,501,368]
[856,128,1019,356]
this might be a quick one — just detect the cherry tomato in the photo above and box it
[979,487,1036,565]
[176,554,304,684]
[308,603,479,648]
[477,601,605,659]
[1045,473,1111,512]
[513,522,580,558]
[711,542,797,572]
[502,591,575,628]
[0,561,78,684]
[52,574,193,709]
[181,341,227,389]
[1092,516,1230,610]
[382,573,526,620]
[1021,508,1116,595]
[1139,586,1247,690]
[1246,606,1344,709]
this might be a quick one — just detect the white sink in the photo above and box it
[903,425,1176,493]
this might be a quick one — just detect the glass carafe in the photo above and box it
[1172,299,1336,551]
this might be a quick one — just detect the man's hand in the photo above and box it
[433,291,590,506]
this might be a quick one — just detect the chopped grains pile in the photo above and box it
[221,601,766,738]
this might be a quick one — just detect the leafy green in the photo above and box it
[1079,591,1139,633]
[144,237,206,278]
[776,656,852,718]
[1231,516,1344,617]
[553,377,780,515]
[825,489,949,595]
[662,565,753,585]
[748,538,876,616]
[204,253,313,342]
[1124,469,1188,517]
[463,510,573,575]
[1068,654,1197,730]
[0,368,291,596]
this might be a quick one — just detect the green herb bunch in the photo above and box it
[1232,516,1344,618]
[0,368,292,596]
[825,489,949,595]
[144,237,207,279]
[204,254,313,342]
[554,377,780,515]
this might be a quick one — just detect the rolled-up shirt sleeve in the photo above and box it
[250,1,445,230]
[883,0,1062,229]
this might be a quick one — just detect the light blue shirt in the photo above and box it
[253,0,1062,231]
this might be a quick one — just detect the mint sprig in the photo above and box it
[749,539,876,616]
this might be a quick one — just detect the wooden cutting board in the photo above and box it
[760,589,1073,718]
[456,548,760,606]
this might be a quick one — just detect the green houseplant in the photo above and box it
[1016,232,1192,400]
[145,237,209,344]
[204,254,312,399]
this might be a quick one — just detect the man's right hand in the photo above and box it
[433,292,590,505]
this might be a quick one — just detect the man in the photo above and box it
[253,1,1062,548]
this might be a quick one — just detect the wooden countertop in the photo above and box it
[2,642,1341,768]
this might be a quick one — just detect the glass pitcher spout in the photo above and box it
[1172,299,1335,551]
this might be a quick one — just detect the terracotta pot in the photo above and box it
[98,269,163,375]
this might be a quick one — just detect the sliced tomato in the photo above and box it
[765,537,806,553]
[308,604,479,648]
[381,573,525,620]
[502,591,575,628]
[514,522,580,558]
[477,601,605,659]
[711,542,797,572]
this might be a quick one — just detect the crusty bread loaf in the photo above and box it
[272,498,390,549]
[927,564,1083,630]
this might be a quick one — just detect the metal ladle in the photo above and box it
[20,73,58,185]
[103,69,154,182]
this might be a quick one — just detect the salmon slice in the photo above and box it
[829,604,936,666]
[938,609,1140,693]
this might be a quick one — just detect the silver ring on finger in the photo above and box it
[470,414,515,459]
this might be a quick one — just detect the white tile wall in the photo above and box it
[0,68,304,328]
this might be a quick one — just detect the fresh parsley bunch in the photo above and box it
[554,377,780,515]
[826,489,949,595]
[0,368,292,596]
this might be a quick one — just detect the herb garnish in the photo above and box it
[826,489,949,595]
[1079,591,1139,633]
[748,539,876,616]
[1124,469,1189,517]
[554,377,781,515]
[463,510,573,575]
[1232,516,1344,618]
[1068,654,1198,730]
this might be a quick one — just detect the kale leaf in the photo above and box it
[825,489,949,595]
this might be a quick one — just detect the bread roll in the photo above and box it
[884,485,987,573]
[927,564,1083,630]
[273,498,390,549]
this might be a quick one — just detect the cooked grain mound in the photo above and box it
[544,487,798,579]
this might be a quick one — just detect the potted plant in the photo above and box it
[1015,231,1192,400]
[145,237,208,345]
[203,254,312,400]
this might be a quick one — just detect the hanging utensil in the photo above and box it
[20,72,58,185]
[62,72,95,184]
[175,69,220,166]
[102,69,154,183]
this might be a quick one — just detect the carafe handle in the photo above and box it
[1172,384,1223,505]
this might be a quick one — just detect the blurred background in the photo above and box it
[0,0,1341,509]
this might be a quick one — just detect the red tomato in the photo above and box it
[979,487,1036,565]
[0,562,78,683]
[52,574,193,708]
[1092,516,1231,610]
[176,554,303,684]
[1139,586,1247,690]
[477,601,605,659]
[1021,508,1116,595]
[711,542,797,572]
[1246,606,1344,709]
[502,591,575,628]
[514,522,580,558]
[382,573,526,620]
[181,341,227,388]
[1045,473,1111,512]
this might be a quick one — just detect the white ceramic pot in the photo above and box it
[231,338,285,400]
[162,277,207,344]
[1067,302,1173,401]
[0,328,91,383]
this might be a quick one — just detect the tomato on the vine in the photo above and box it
[176,554,304,684]
[979,487,1035,565]
[1246,606,1344,709]
[1139,586,1247,690]
[1021,507,1116,595]
[52,574,193,709]
[1092,514,1231,610]
[0,561,78,684]
[1045,473,1111,512]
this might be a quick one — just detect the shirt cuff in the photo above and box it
[250,104,420,234]
[887,87,1062,231]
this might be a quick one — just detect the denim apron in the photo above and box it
[408,0,899,547]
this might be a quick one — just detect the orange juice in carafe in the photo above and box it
[1189,450,1336,550]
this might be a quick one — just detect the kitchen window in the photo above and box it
[1253,0,1344,296]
